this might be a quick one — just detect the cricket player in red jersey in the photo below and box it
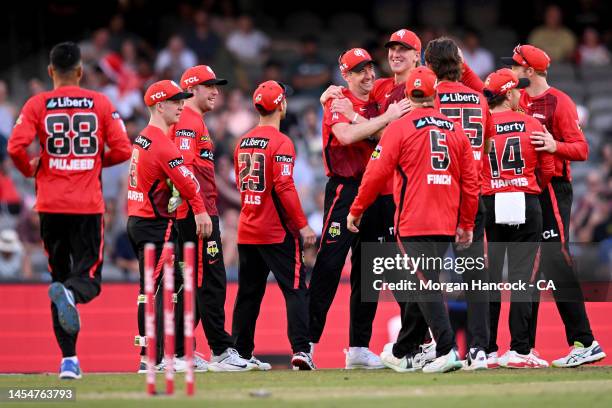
[500,45,606,367]
[8,42,131,379]
[348,67,480,373]
[232,80,317,370]
[481,68,555,369]
[127,80,209,372]
[172,65,253,372]
[423,37,493,369]
[308,48,410,369]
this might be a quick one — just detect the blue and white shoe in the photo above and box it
[48,283,80,335]
[552,341,606,368]
[59,358,82,379]
[422,348,463,373]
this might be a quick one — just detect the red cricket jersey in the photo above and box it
[8,85,131,214]
[234,125,308,244]
[350,107,479,236]
[322,89,379,179]
[482,110,555,195]
[127,125,205,219]
[435,81,492,184]
[519,87,588,181]
[171,106,218,218]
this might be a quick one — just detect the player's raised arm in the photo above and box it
[8,98,40,177]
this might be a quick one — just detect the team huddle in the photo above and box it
[7,27,607,379]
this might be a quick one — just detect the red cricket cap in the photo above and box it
[405,66,437,98]
[180,65,228,90]
[339,48,374,73]
[385,29,421,52]
[501,44,551,72]
[252,80,287,112]
[483,68,530,99]
[144,80,192,107]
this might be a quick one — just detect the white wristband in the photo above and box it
[352,112,359,123]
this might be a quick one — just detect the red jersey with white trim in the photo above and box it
[8,85,131,214]
[482,110,555,195]
[322,89,378,179]
[519,87,588,181]
[127,125,205,219]
[350,107,479,236]
[171,106,218,218]
[234,126,308,244]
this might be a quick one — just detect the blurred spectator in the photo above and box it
[222,89,257,139]
[97,56,144,120]
[0,81,16,139]
[81,28,111,66]
[297,105,323,165]
[108,14,130,52]
[15,198,46,280]
[573,170,611,242]
[28,78,46,96]
[154,35,197,82]
[461,29,494,79]
[0,229,23,279]
[290,35,332,98]
[578,27,611,66]
[225,15,270,66]
[183,10,222,64]
[528,4,577,62]
[112,231,138,281]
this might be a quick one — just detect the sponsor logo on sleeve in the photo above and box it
[46,97,94,110]
[168,157,184,168]
[281,163,292,176]
[240,137,269,149]
[413,116,454,130]
[371,145,382,160]
[180,138,191,150]
[200,149,214,162]
[495,121,525,134]
[134,135,152,150]
[178,165,200,192]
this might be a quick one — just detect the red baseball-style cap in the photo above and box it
[483,68,530,99]
[385,29,421,52]
[180,65,228,90]
[144,80,192,106]
[405,66,437,98]
[252,80,287,112]
[339,48,374,73]
[501,44,551,72]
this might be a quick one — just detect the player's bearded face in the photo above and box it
[196,84,218,112]
[388,45,419,74]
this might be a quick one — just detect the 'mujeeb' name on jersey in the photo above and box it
[49,158,95,171]
[490,177,528,189]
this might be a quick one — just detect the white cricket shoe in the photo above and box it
[380,343,419,372]
[193,352,209,372]
[345,347,385,369]
[422,349,463,373]
[291,352,316,370]
[208,348,253,372]
[552,341,606,368]
[463,348,488,371]
[499,349,549,369]
[413,340,437,369]
[248,356,272,371]
[487,352,500,369]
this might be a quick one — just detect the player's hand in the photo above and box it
[320,85,345,105]
[385,99,411,121]
[531,125,557,153]
[455,227,473,250]
[300,225,316,248]
[347,213,362,233]
[194,212,213,239]
[330,98,355,120]
[28,157,40,177]
[167,183,183,213]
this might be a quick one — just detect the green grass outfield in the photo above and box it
[2,367,612,407]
